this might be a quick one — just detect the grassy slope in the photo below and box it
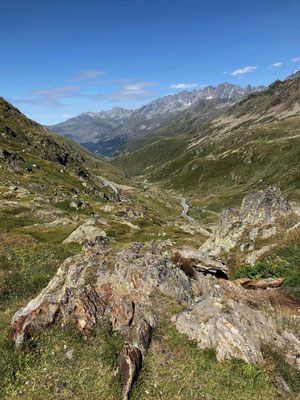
[0,97,122,192]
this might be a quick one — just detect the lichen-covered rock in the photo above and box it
[172,275,300,368]
[11,238,300,398]
[63,221,106,244]
[177,247,228,277]
[201,187,291,255]
[240,186,290,225]
[245,244,277,265]
[11,239,191,399]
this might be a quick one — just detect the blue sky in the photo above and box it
[1,0,300,125]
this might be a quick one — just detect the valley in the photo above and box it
[1,73,300,400]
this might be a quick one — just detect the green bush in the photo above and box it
[233,262,282,280]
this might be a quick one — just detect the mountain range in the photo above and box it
[47,82,265,157]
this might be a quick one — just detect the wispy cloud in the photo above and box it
[69,69,106,81]
[269,62,282,68]
[92,80,159,103]
[230,66,258,76]
[30,85,80,98]
[291,57,300,63]
[168,83,198,89]
[14,97,63,107]
[15,85,82,107]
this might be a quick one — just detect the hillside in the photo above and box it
[113,77,300,210]
[0,97,122,191]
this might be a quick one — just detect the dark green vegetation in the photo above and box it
[233,262,283,280]
[267,232,300,301]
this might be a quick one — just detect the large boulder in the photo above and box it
[11,239,191,399]
[201,187,291,255]
[63,220,106,244]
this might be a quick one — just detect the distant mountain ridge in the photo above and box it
[47,82,266,155]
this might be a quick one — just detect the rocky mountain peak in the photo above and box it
[286,69,300,80]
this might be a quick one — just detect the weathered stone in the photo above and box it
[261,226,277,239]
[118,345,142,400]
[172,276,300,368]
[63,222,106,244]
[245,244,277,266]
[70,199,83,209]
[176,247,228,278]
[11,238,300,398]
[236,277,285,289]
[200,187,291,255]
[240,186,290,225]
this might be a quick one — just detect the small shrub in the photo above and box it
[233,262,282,280]
[172,252,196,278]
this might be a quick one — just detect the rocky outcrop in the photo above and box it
[201,187,291,255]
[245,244,278,266]
[11,239,190,399]
[0,147,30,172]
[236,277,285,289]
[11,239,300,398]
[176,247,228,278]
[172,274,300,367]
[63,219,106,244]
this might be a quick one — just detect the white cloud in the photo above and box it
[62,114,75,118]
[291,57,300,63]
[70,69,106,81]
[269,62,282,68]
[230,66,258,76]
[124,84,143,91]
[168,83,198,89]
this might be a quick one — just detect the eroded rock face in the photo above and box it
[173,274,300,368]
[63,220,107,244]
[236,277,285,289]
[177,247,229,278]
[11,238,300,398]
[200,187,291,255]
[11,239,190,399]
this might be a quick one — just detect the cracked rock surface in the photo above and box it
[11,237,300,398]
